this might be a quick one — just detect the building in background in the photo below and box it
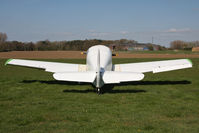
[192,46,199,52]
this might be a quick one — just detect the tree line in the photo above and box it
[0,32,165,51]
[3,32,197,51]
[0,32,115,51]
[170,40,199,50]
[0,39,115,52]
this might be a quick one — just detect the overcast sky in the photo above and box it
[0,0,199,47]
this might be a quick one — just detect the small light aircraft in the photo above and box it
[5,45,192,94]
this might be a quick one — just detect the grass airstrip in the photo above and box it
[0,58,199,133]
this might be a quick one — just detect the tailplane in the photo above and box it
[53,71,96,83]
[103,71,144,84]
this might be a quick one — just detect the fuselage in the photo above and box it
[86,45,112,88]
[86,45,112,72]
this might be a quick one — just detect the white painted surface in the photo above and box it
[6,45,193,88]
[114,59,192,73]
[7,59,84,72]
[53,71,96,82]
[103,71,144,83]
[86,45,112,72]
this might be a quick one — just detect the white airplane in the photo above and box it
[5,45,192,94]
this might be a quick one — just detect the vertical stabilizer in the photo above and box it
[97,50,100,72]
[96,50,101,88]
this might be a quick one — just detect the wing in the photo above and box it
[114,59,192,73]
[5,59,87,73]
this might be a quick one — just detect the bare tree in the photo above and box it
[0,32,7,43]
[170,40,199,50]
[170,40,185,50]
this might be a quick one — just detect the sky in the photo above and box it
[0,0,199,47]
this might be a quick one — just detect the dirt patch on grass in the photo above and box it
[0,51,199,59]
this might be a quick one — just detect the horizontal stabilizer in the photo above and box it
[53,71,96,83]
[103,71,144,84]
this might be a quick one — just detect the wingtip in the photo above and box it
[5,59,13,66]
[186,59,192,65]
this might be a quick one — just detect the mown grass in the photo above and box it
[0,58,199,133]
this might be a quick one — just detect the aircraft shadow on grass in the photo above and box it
[21,80,191,94]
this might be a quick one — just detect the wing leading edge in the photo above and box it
[5,59,87,73]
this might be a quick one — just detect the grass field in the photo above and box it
[0,58,199,133]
